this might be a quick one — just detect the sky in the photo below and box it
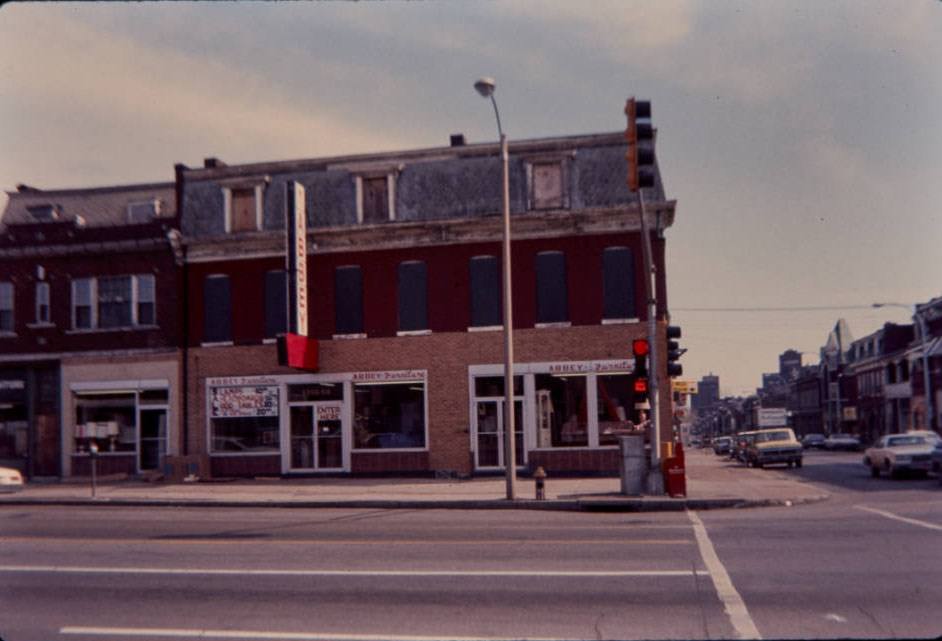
[2,1,940,397]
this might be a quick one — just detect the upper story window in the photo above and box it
[469,256,501,329]
[221,178,268,234]
[0,282,13,333]
[71,275,157,331]
[602,247,636,321]
[264,270,287,340]
[35,282,50,324]
[352,167,400,225]
[535,251,568,325]
[203,274,232,344]
[26,204,60,222]
[397,261,428,334]
[334,266,364,336]
[525,155,571,211]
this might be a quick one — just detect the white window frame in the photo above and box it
[353,168,401,224]
[223,184,266,233]
[35,281,51,325]
[70,275,156,332]
[0,281,13,335]
[523,153,573,211]
[127,199,162,224]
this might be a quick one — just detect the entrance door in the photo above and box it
[139,408,167,472]
[474,399,524,470]
[289,402,344,471]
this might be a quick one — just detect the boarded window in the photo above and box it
[536,251,568,323]
[398,261,427,332]
[602,247,636,320]
[469,256,501,327]
[264,270,287,339]
[532,162,563,209]
[230,188,257,232]
[203,275,232,343]
[334,266,363,335]
[362,177,389,224]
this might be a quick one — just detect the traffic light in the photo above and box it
[666,325,683,377]
[632,338,650,409]
[625,97,656,192]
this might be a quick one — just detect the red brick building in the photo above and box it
[0,182,183,478]
[179,132,678,477]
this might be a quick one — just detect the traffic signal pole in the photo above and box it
[638,189,664,495]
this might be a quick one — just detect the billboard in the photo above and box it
[757,407,788,427]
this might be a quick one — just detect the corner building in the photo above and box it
[180,132,677,477]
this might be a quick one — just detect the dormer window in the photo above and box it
[27,204,59,222]
[524,155,571,211]
[221,179,268,233]
[127,199,161,224]
[355,172,397,224]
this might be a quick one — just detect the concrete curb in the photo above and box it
[0,493,830,512]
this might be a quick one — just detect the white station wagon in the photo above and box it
[864,434,934,478]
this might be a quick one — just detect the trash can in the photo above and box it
[662,454,686,498]
[619,433,646,496]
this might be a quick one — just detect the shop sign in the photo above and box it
[211,385,279,418]
[352,370,426,384]
[546,360,634,375]
[757,407,788,427]
[0,380,25,390]
[317,404,342,421]
[672,380,699,394]
[843,406,858,421]
[208,376,278,387]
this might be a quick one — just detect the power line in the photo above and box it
[672,305,880,313]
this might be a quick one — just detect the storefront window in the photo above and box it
[74,393,136,453]
[354,382,425,449]
[534,374,588,447]
[596,375,633,445]
[210,385,280,453]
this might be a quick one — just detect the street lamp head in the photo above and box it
[474,77,496,98]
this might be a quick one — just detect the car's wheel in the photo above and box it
[796,458,803,468]
[755,461,764,469]
[884,460,893,478]
[869,461,879,477]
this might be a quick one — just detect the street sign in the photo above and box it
[757,407,788,427]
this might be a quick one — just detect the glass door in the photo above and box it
[474,399,524,470]
[139,408,167,472]
[290,402,344,471]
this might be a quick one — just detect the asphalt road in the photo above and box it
[1,451,940,641]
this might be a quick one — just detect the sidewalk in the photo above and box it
[0,449,829,512]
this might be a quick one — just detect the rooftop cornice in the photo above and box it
[182,200,676,262]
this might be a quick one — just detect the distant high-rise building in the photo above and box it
[779,349,802,381]
[693,374,720,410]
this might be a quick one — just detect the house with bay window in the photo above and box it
[0,182,183,479]
[179,130,677,477]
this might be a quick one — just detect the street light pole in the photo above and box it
[873,302,935,430]
[475,77,516,500]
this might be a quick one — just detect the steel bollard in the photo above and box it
[88,442,99,499]
[534,466,547,500]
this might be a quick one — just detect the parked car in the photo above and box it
[801,433,827,449]
[746,428,803,468]
[906,430,941,447]
[0,466,24,493]
[824,433,862,451]
[712,436,732,456]
[731,431,758,463]
[932,441,942,483]
[864,434,934,478]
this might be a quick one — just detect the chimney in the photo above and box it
[203,157,227,169]
[16,184,39,193]
[450,134,466,147]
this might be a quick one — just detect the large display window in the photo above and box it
[354,382,426,450]
[534,374,588,447]
[209,384,280,453]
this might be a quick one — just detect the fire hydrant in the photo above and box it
[534,466,547,500]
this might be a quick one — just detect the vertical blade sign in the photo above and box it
[286,181,308,336]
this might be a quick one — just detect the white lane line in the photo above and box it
[1,565,709,578]
[59,627,566,641]
[854,505,942,532]
[687,510,762,640]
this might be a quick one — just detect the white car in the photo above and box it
[0,466,24,493]
[864,434,934,478]
[906,430,941,447]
